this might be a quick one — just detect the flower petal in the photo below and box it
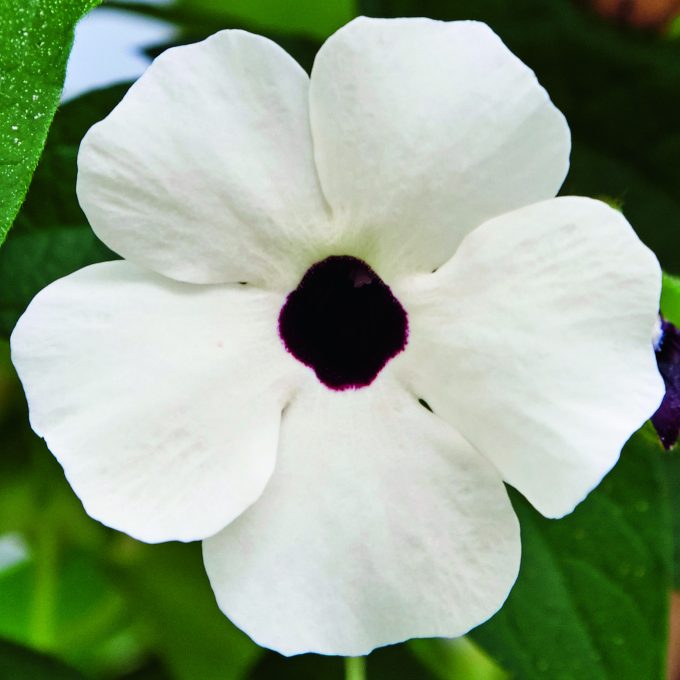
[203,377,519,656]
[394,197,664,519]
[11,261,296,543]
[77,31,330,289]
[309,17,570,278]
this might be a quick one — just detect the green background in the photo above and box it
[1,0,679,677]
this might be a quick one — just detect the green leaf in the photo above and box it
[663,451,680,588]
[661,272,680,325]
[669,14,680,38]
[113,0,352,41]
[0,85,124,338]
[247,645,441,680]
[175,0,352,40]
[0,547,131,667]
[0,0,102,246]
[112,541,263,680]
[471,429,671,680]
[247,652,341,680]
[0,639,86,680]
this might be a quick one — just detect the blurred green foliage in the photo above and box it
[1,0,679,678]
[0,0,101,246]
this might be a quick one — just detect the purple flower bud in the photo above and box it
[651,316,680,448]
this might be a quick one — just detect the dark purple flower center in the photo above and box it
[652,316,680,449]
[278,256,408,391]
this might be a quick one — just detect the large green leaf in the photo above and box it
[662,273,680,326]
[173,0,352,40]
[0,547,132,670]
[0,85,123,338]
[111,0,352,41]
[664,451,680,589]
[471,430,671,680]
[0,639,85,680]
[112,542,263,680]
[0,0,101,246]
[247,644,443,680]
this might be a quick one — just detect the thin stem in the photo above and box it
[344,656,367,680]
[30,521,58,649]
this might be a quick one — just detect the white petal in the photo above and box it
[11,262,297,543]
[77,31,330,289]
[393,197,664,519]
[203,377,519,656]
[309,17,570,279]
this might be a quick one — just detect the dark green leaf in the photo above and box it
[247,652,342,680]
[112,541,262,680]
[171,0,351,40]
[0,0,101,246]
[662,273,680,326]
[0,639,86,680]
[471,429,671,680]
[663,451,680,588]
[111,0,352,41]
[0,548,131,668]
[248,644,441,680]
[0,85,125,337]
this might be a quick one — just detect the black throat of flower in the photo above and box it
[278,256,409,391]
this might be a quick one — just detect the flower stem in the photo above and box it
[30,521,58,649]
[344,657,366,680]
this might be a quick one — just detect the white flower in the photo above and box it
[10,17,663,657]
